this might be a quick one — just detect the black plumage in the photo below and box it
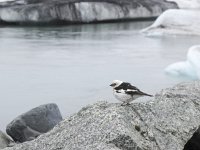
[114,82,138,91]
[114,82,152,97]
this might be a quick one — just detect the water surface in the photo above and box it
[0,21,199,130]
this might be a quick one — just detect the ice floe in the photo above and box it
[165,45,200,79]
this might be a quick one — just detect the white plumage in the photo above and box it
[110,80,153,105]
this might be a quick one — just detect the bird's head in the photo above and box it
[110,80,123,88]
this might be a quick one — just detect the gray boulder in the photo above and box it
[6,103,62,143]
[3,81,200,150]
[0,0,177,25]
[0,131,12,149]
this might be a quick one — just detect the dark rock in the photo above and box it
[6,103,62,143]
[0,0,178,25]
[184,127,200,150]
[4,82,200,150]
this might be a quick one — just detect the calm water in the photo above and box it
[0,21,199,130]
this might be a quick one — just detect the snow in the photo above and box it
[141,9,200,36]
[165,45,200,79]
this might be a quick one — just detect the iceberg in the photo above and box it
[141,9,200,36]
[0,0,177,25]
[165,45,200,80]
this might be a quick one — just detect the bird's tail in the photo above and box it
[142,92,153,97]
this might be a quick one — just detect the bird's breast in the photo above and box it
[113,90,133,102]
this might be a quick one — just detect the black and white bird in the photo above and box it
[110,80,153,105]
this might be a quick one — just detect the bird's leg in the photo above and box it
[121,102,130,106]
[121,102,126,106]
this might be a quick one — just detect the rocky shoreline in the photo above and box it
[1,81,200,150]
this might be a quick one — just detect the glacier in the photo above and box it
[0,0,177,25]
[165,45,200,80]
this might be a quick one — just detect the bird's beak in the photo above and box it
[110,83,115,87]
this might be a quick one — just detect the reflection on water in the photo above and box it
[0,21,199,130]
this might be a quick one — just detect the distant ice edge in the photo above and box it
[165,45,200,80]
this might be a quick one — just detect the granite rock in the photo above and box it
[6,103,62,143]
[3,82,200,150]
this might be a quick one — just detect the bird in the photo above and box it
[110,80,153,105]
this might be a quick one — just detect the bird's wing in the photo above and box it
[115,82,141,95]
[115,89,125,94]
[115,82,153,97]
[114,82,139,91]
[125,89,153,97]
[126,83,140,91]
[125,89,144,96]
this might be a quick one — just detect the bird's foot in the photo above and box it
[121,102,131,106]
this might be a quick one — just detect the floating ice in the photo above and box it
[141,9,200,36]
[165,45,200,79]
